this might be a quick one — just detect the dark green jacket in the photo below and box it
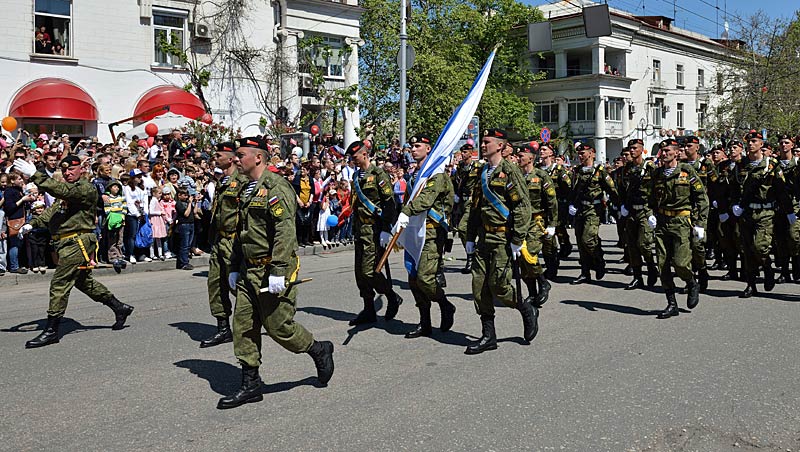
[29,172,97,235]
[466,158,531,245]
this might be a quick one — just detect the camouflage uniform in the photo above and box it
[520,167,557,305]
[542,162,572,276]
[619,158,658,288]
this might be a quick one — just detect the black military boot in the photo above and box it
[200,317,233,348]
[572,263,592,285]
[687,278,700,309]
[622,264,633,276]
[646,263,659,287]
[103,297,134,330]
[461,254,473,274]
[437,296,456,332]
[405,305,432,338]
[464,315,498,355]
[792,256,800,283]
[544,253,560,280]
[349,298,377,326]
[721,257,738,281]
[594,250,606,280]
[625,267,643,290]
[698,269,710,293]
[657,291,679,319]
[518,300,539,342]
[523,279,538,305]
[763,258,776,292]
[436,269,447,288]
[25,316,61,349]
[776,257,791,284]
[535,274,551,307]
[384,291,403,321]
[740,277,758,298]
[217,364,263,409]
[558,242,573,259]
[307,340,335,386]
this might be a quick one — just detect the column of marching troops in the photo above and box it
[11,128,799,409]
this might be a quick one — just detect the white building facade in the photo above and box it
[0,0,363,144]
[528,2,731,163]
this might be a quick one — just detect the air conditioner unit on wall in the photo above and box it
[194,23,212,39]
[301,74,314,89]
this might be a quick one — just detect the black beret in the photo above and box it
[660,138,680,148]
[483,129,507,140]
[728,139,743,148]
[576,142,595,152]
[627,138,643,146]
[460,143,474,151]
[235,136,269,151]
[744,129,764,141]
[345,140,365,155]
[683,136,700,144]
[409,134,432,145]
[216,141,236,153]
[60,155,81,169]
[777,133,794,142]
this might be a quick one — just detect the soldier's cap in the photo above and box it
[627,138,643,147]
[215,141,236,153]
[683,135,700,144]
[765,143,773,151]
[234,136,269,151]
[711,144,725,152]
[409,134,432,145]
[59,155,81,169]
[728,139,743,148]
[744,129,764,141]
[460,143,474,151]
[483,129,508,140]
[777,133,795,142]
[659,138,680,148]
[345,140,365,155]
[576,142,595,152]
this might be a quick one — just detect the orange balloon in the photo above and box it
[2,116,17,131]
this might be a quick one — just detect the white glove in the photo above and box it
[510,242,523,260]
[788,213,797,225]
[267,275,286,294]
[465,241,475,255]
[391,212,410,234]
[712,200,718,208]
[13,159,37,177]
[647,215,657,230]
[379,231,392,248]
[719,213,730,223]
[693,226,705,240]
[454,194,460,204]
[732,204,744,217]
[545,226,556,237]
[619,205,629,217]
[228,271,239,291]
[568,205,578,216]
[18,224,33,238]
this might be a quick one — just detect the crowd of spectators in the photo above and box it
[33,26,65,56]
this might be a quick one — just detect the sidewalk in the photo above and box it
[0,242,354,288]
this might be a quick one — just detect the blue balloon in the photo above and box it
[326,215,339,228]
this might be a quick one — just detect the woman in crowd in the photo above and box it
[4,173,31,273]
[123,169,151,264]
[293,164,315,247]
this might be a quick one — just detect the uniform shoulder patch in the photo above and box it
[268,196,279,206]
[230,181,238,188]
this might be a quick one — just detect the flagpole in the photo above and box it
[399,0,408,147]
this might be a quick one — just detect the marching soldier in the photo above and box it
[708,144,736,276]
[392,134,456,338]
[680,136,716,291]
[773,134,800,283]
[14,156,134,348]
[347,140,403,326]
[539,142,572,277]
[650,138,708,318]
[219,137,333,409]
[453,143,481,273]
[464,129,535,355]
[731,130,792,298]
[517,146,556,306]
[200,142,249,348]
[719,139,747,280]
[567,142,619,285]
[618,139,658,290]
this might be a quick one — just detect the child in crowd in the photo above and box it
[148,186,168,260]
[159,187,176,259]
[103,180,127,268]
[27,200,49,273]
[329,188,342,245]
[317,189,332,248]
[174,188,195,270]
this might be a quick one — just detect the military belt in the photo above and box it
[484,225,507,233]
[218,230,236,239]
[631,204,647,210]
[425,223,436,229]
[247,256,273,266]
[657,209,691,217]
[580,200,602,206]
[51,230,94,241]
[358,216,376,225]
[748,202,774,210]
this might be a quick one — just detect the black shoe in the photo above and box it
[535,274,550,307]
[625,278,643,290]
[438,298,456,332]
[200,317,233,348]
[112,259,127,274]
[558,243,573,259]
[384,293,403,321]
[740,284,757,298]
[721,271,737,281]
[461,254,473,274]
[405,306,432,338]
[349,299,377,326]
[764,260,775,292]
[776,272,789,284]
[11,268,28,274]
[307,340,334,386]
[687,279,700,309]
[571,274,591,285]
[103,297,134,330]
[465,315,498,355]
[182,264,194,270]
[657,292,679,319]
[25,316,61,348]
[622,265,633,276]
[698,270,709,293]
[217,364,264,409]
[595,263,606,280]
[646,264,659,287]
[519,300,539,342]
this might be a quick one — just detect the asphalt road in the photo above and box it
[1,225,799,452]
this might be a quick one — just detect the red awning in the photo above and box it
[9,78,98,121]
[133,86,205,123]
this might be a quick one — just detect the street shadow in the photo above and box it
[702,287,800,302]
[447,292,473,301]
[192,271,209,278]
[561,299,660,316]
[169,321,217,342]
[174,359,321,395]
[497,336,529,345]
[1,317,114,336]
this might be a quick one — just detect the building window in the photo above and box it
[153,11,187,66]
[568,99,595,122]
[300,35,344,78]
[652,59,661,82]
[676,103,684,128]
[652,98,664,127]
[34,0,72,56]
[534,103,559,123]
[698,69,705,88]
[676,64,684,88]
[698,103,707,129]
[605,99,623,121]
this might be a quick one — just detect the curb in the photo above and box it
[0,242,355,288]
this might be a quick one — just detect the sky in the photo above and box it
[520,0,799,39]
